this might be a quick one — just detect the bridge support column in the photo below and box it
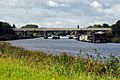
[44,31,48,39]
[23,31,28,38]
[75,31,80,40]
[68,30,74,39]
[75,31,80,37]
[87,31,92,35]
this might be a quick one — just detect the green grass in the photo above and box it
[0,58,53,80]
[0,41,119,80]
[0,58,118,80]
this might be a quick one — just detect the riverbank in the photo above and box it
[0,35,39,41]
[0,41,119,80]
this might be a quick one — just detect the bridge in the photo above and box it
[13,28,111,32]
[13,28,112,39]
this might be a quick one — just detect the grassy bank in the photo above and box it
[0,41,119,80]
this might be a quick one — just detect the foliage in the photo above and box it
[87,20,120,42]
[21,24,38,28]
[12,24,16,28]
[0,41,119,80]
[105,54,120,77]
[111,20,120,37]
[112,37,120,43]
[87,23,110,28]
[0,21,15,35]
[102,23,109,28]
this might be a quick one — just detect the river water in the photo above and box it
[8,37,120,57]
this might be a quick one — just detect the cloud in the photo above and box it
[90,1,103,9]
[111,4,120,14]
[0,0,120,28]
[48,0,69,7]
[48,1,58,7]
[0,0,17,7]
[93,4,120,17]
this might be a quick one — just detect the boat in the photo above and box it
[52,36,60,39]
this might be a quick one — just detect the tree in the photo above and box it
[87,23,110,28]
[21,24,38,28]
[102,23,109,28]
[12,24,16,28]
[111,20,120,37]
[93,24,102,28]
[0,21,15,35]
[88,26,93,28]
[116,20,120,25]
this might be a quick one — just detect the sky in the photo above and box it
[0,0,120,28]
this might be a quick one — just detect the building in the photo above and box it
[79,31,107,43]
[92,31,107,43]
[79,34,91,42]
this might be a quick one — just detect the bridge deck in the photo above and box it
[13,28,112,32]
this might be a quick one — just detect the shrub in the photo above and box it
[112,37,120,43]
[0,41,119,79]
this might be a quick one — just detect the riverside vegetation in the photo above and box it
[0,41,119,80]
[1,20,120,42]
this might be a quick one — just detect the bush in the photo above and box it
[0,41,119,79]
[112,37,120,43]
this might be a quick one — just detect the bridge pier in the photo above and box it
[24,31,28,37]
[44,31,48,39]
[68,30,74,39]
[75,31,80,40]
[15,31,28,38]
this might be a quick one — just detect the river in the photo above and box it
[8,37,120,57]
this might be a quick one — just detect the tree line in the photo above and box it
[87,20,120,42]
[0,21,15,36]
[0,20,120,42]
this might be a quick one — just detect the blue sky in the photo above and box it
[0,0,120,28]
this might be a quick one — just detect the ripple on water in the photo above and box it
[8,38,120,57]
